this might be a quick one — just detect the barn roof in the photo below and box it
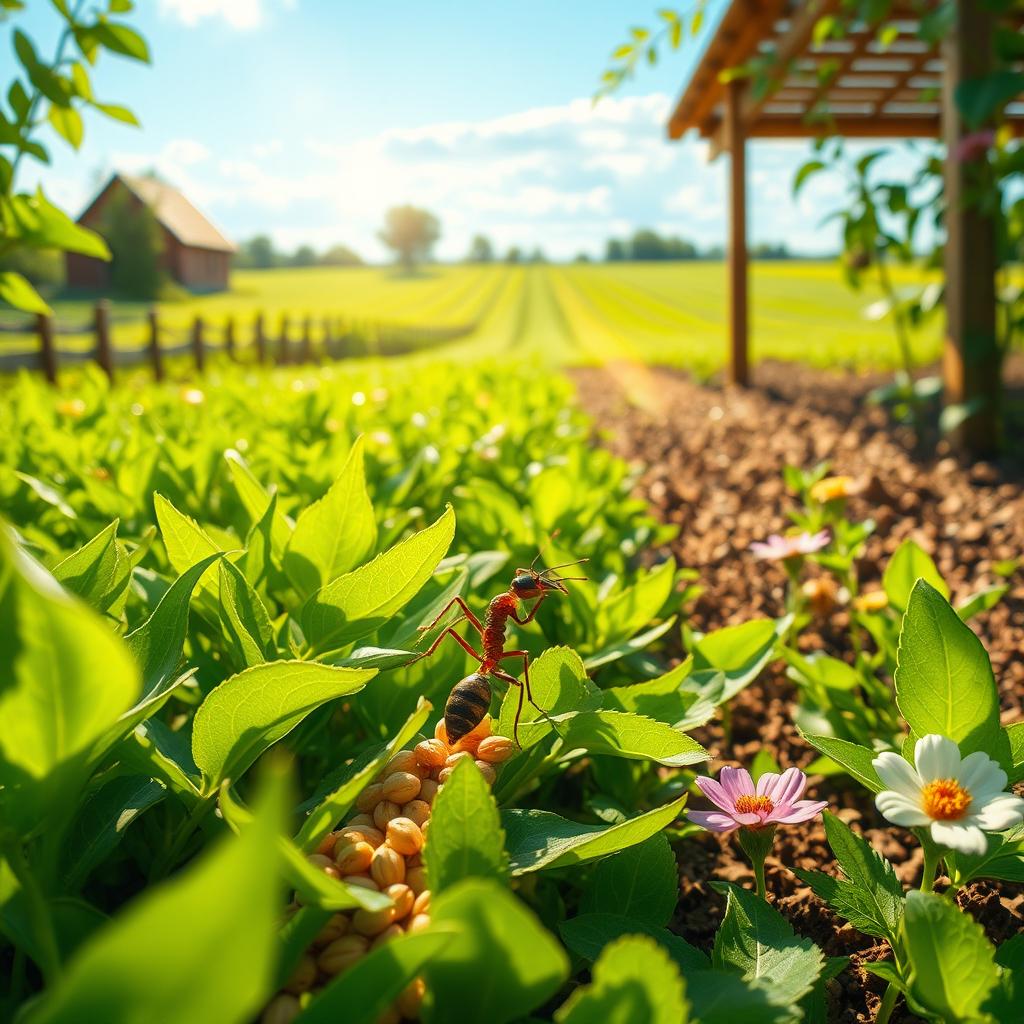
[88,173,236,253]
[667,0,1024,156]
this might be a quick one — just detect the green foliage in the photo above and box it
[100,186,165,300]
[883,539,948,612]
[578,834,678,926]
[378,204,441,271]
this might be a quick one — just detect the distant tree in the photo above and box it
[320,244,363,266]
[605,238,626,261]
[290,244,317,268]
[101,188,164,299]
[235,234,280,269]
[752,241,792,261]
[629,228,668,261]
[574,252,592,263]
[505,246,522,264]
[466,234,494,263]
[378,205,441,270]
[529,247,547,264]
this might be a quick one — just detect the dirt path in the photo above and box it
[573,360,1024,1023]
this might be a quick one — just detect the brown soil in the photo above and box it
[573,359,1024,1023]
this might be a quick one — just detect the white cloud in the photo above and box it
[159,0,294,31]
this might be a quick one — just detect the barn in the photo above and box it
[65,173,236,293]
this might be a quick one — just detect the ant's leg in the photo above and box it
[417,596,484,636]
[418,627,485,664]
[491,669,526,746]
[498,651,545,717]
[510,594,547,626]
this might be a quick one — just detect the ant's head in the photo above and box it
[511,537,588,600]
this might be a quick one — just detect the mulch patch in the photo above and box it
[573,359,1024,1023]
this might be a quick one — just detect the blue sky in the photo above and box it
[11,0,909,260]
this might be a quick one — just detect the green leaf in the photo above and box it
[0,527,139,832]
[711,881,824,1005]
[800,733,882,792]
[192,661,377,791]
[51,519,120,611]
[294,928,455,1024]
[10,189,110,258]
[302,506,455,654]
[153,493,223,605]
[124,553,223,704]
[895,579,1007,762]
[951,826,1024,884]
[554,935,688,1024]
[603,657,696,722]
[295,698,431,851]
[793,160,826,195]
[579,834,679,926]
[957,584,1008,621]
[1009,721,1024,784]
[502,795,687,874]
[583,616,677,671]
[47,103,83,149]
[218,559,275,668]
[795,812,902,944]
[596,557,675,643]
[691,617,784,700]
[558,913,708,973]
[284,436,378,596]
[0,269,50,313]
[93,101,139,125]
[883,539,949,612]
[424,878,569,1024]
[224,450,293,563]
[902,890,1000,1021]
[425,757,507,893]
[30,764,286,1024]
[956,71,1024,128]
[91,20,150,62]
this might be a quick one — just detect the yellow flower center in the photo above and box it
[735,795,774,815]
[921,778,971,820]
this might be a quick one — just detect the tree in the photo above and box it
[378,205,441,271]
[101,188,164,299]
[234,235,279,270]
[505,246,522,264]
[605,239,626,261]
[466,234,494,263]
[320,244,363,266]
[529,247,547,264]
[290,244,317,268]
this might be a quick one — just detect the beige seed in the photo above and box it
[339,825,385,849]
[283,953,317,994]
[313,913,349,947]
[315,831,340,858]
[386,882,415,920]
[348,813,376,829]
[386,817,424,856]
[413,889,431,915]
[401,799,431,828]
[406,865,428,895]
[419,779,439,805]
[437,767,453,785]
[414,738,449,769]
[261,993,301,1024]
[373,800,403,832]
[355,783,384,813]
[345,874,380,891]
[476,735,516,764]
[385,749,420,776]
[371,844,406,887]
[405,851,423,868]
[396,977,426,1019]
[381,771,421,805]
[474,760,497,785]
[334,840,374,875]
[444,750,473,768]
[307,853,334,871]
[407,912,431,933]
[316,934,368,975]
[352,903,398,937]
[370,923,404,950]
[433,719,449,743]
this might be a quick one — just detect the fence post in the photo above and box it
[300,315,312,363]
[278,315,290,365]
[225,315,236,360]
[94,300,114,381]
[255,313,266,364]
[37,312,58,384]
[148,308,164,382]
[191,315,205,374]
[322,316,332,360]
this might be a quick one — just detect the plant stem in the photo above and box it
[754,857,767,899]
[149,797,214,881]
[920,844,939,893]
[876,980,899,1024]
[1,840,62,985]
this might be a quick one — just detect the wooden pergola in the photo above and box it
[667,0,1024,451]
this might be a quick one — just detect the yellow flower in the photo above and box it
[810,475,858,504]
[854,590,889,613]
[180,387,205,406]
[56,398,86,419]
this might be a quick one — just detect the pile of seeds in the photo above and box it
[262,717,514,1023]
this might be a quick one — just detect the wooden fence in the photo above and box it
[0,299,475,383]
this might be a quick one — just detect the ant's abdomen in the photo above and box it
[444,672,492,743]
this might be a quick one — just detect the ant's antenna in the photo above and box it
[539,558,589,577]
[530,529,562,572]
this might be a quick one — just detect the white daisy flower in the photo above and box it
[872,734,1024,856]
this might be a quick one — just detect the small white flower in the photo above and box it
[873,734,1024,856]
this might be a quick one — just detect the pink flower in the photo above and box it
[954,130,995,163]
[689,766,828,833]
[749,530,829,562]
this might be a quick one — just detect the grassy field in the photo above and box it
[0,261,942,373]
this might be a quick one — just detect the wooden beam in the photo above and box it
[941,0,1000,454]
[725,80,749,386]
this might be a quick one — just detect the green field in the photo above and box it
[0,261,942,374]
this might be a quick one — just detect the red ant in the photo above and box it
[416,547,588,747]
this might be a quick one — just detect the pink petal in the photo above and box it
[688,810,740,833]
[694,775,736,813]
[733,811,762,826]
[719,766,754,803]
[755,771,782,799]
[771,799,828,824]
[775,767,808,806]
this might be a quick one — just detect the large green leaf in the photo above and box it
[217,559,275,668]
[883,539,948,612]
[558,913,708,973]
[50,520,120,612]
[424,878,569,1024]
[284,436,377,596]
[895,580,1007,762]
[579,834,678,927]
[30,766,286,1024]
[902,890,1000,1021]
[801,733,883,792]
[0,528,139,831]
[555,934,688,1024]
[153,493,224,605]
[596,557,676,644]
[425,757,507,893]
[502,795,687,874]
[192,661,376,790]
[224,451,293,564]
[711,882,824,1006]
[691,617,785,701]
[302,506,455,653]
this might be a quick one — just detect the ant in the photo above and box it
[415,546,588,747]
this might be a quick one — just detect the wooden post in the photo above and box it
[191,315,205,374]
[37,312,58,384]
[255,313,266,364]
[94,300,114,381]
[942,1,999,454]
[279,315,290,365]
[225,316,236,360]
[148,308,164,382]
[300,316,312,363]
[322,316,332,360]
[724,79,749,387]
